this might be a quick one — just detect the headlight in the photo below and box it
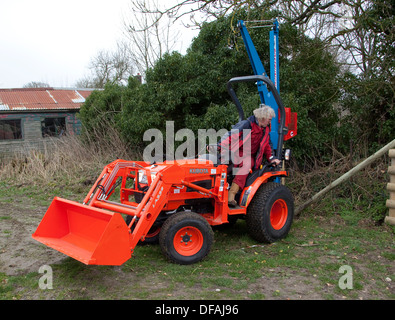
[284,149,291,161]
[138,170,147,184]
[138,170,157,184]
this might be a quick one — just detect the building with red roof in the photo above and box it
[0,87,95,159]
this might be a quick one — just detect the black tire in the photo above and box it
[246,182,294,243]
[159,212,214,265]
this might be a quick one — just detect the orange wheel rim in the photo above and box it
[270,199,288,230]
[173,227,204,256]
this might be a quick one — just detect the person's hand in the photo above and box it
[270,158,281,166]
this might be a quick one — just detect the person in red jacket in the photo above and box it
[218,105,281,207]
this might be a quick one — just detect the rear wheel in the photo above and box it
[159,212,214,265]
[246,182,294,243]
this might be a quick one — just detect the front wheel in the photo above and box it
[159,212,214,265]
[246,182,294,243]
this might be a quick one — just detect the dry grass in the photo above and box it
[288,149,389,222]
[0,127,140,186]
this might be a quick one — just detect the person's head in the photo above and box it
[253,105,275,128]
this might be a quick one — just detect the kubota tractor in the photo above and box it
[32,74,297,266]
[32,20,298,266]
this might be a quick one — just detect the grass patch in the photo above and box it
[0,205,393,300]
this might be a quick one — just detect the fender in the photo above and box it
[239,170,288,208]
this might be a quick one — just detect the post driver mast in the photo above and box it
[237,19,281,151]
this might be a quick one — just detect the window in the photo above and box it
[41,117,66,137]
[0,119,22,140]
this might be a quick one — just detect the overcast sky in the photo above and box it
[0,0,197,89]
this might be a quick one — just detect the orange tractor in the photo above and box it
[32,75,297,265]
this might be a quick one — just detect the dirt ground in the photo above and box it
[0,196,394,300]
[0,201,66,277]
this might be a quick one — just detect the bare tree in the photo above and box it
[23,81,50,88]
[75,41,135,88]
[140,0,389,77]
[76,0,389,87]
[279,0,388,75]
[128,0,273,27]
[76,1,182,87]
[121,0,183,77]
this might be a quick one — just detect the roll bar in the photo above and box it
[226,75,287,159]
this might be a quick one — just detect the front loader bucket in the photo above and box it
[32,197,131,265]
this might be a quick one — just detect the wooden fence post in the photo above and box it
[385,149,395,226]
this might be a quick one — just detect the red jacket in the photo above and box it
[218,115,274,170]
